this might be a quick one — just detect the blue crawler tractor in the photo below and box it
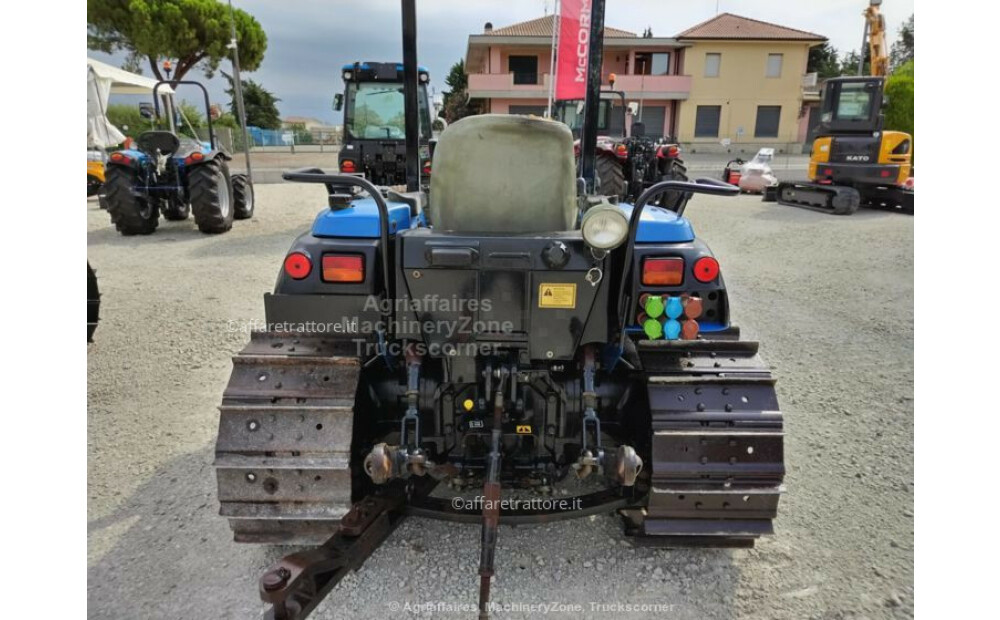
[213,2,785,618]
[103,81,253,235]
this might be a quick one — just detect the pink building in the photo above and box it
[465,16,692,139]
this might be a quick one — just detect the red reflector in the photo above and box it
[823,168,833,176]
[693,257,720,283]
[340,160,356,173]
[880,169,891,177]
[322,254,364,283]
[283,252,312,280]
[642,258,684,286]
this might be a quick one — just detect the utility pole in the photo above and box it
[228,0,253,183]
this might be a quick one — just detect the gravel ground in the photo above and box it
[87,186,913,619]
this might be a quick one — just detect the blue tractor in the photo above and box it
[103,81,254,235]
[213,2,784,617]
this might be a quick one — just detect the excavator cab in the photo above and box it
[819,77,885,134]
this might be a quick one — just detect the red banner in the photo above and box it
[555,0,593,101]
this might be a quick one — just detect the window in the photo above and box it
[755,106,781,138]
[704,53,721,78]
[635,52,671,75]
[695,105,722,137]
[766,53,783,78]
[830,81,875,121]
[509,55,538,85]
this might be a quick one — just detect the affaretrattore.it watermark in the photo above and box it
[450,496,583,512]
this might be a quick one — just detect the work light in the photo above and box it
[581,204,628,250]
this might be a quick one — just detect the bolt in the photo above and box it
[546,351,554,359]
[262,567,291,591]
[246,472,257,482]
[247,420,260,432]
[412,270,422,279]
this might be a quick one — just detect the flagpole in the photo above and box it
[546,2,559,117]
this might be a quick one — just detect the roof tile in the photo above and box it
[677,13,826,41]
[487,15,636,38]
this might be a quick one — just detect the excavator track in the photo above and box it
[776,181,860,215]
[215,331,362,545]
[622,334,784,547]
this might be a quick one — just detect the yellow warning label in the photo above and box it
[516,425,532,435]
[538,283,577,309]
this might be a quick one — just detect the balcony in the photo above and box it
[605,74,692,99]
[467,73,551,98]
[801,72,821,101]
[467,72,691,100]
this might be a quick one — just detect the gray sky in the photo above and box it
[89,0,914,124]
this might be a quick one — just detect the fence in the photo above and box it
[188,127,344,154]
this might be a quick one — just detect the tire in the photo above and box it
[656,164,690,212]
[189,159,234,234]
[87,262,100,343]
[232,173,255,220]
[162,197,191,221]
[104,165,159,235]
[87,174,102,197]
[595,153,625,199]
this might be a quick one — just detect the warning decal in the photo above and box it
[538,283,577,309]
[516,425,532,435]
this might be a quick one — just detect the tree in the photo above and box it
[839,49,870,77]
[807,43,841,79]
[890,15,914,70]
[884,60,914,138]
[441,59,473,123]
[223,71,281,129]
[88,0,268,82]
[121,51,144,75]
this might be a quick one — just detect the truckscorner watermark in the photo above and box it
[386,600,676,614]
[451,496,583,511]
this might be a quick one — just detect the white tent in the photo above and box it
[87,58,174,148]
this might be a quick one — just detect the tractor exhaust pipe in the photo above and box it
[401,0,420,192]
[579,0,607,194]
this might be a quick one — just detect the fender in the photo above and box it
[104,149,147,172]
[182,149,231,167]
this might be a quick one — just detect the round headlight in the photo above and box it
[581,203,629,250]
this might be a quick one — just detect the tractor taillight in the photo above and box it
[658,145,680,158]
[322,254,364,283]
[615,144,628,157]
[642,258,684,286]
[283,252,312,280]
[693,257,720,283]
[422,160,432,175]
[110,152,131,164]
[184,152,205,165]
[340,160,356,173]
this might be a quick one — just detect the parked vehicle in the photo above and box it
[102,81,253,235]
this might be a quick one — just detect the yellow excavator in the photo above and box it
[777,0,913,215]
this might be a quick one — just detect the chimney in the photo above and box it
[484,22,493,33]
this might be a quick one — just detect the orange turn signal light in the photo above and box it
[322,254,364,283]
[642,257,684,286]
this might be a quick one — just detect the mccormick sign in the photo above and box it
[555,0,593,101]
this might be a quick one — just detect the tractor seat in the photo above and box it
[429,114,576,233]
[136,131,181,157]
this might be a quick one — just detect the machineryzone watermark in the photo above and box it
[386,600,677,614]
